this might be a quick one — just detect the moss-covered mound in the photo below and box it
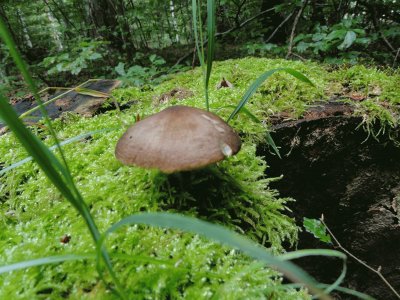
[0,57,399,299]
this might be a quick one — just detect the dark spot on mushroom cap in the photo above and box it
[115,105,241,173]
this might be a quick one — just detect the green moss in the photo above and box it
[1,57,399,299]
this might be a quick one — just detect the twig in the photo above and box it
[320,215,400,299]
[289,52,306,61]
[286,0,308,59]
[265,11,294,43]
[367,4,397,57]
[393,48,400,68]
[171,7,276,68]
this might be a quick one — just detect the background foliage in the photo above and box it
[0,0,399,91]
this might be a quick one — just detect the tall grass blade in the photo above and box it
[0,95,79,207]
[0,17,76,191]
[0,17,125,299]
[227,68,314,122]
[97,212,332,300]
[192,0,204,67]
[205,0,216,111]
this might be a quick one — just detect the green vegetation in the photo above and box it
[0,1,398,92]
[1,56,398,298]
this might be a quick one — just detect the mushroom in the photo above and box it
[115,105,241,173]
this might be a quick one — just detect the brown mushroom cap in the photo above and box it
[115,105,241,173]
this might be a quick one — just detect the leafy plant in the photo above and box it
[293,18,371,64]
[41,40,107,76]
[114,54,169,86]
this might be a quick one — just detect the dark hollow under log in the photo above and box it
[259,103,400,299]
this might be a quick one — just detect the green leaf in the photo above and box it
[97,212,332,299]
[115,62,126,76]
[338,31,357,50]
[227,68,314,123]
[88,52,102,60]
[326,29,346,41]
[296,41,310,53]
[303,217,332,244]
[149,54,166,66]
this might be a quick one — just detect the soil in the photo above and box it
[259,102,400,299]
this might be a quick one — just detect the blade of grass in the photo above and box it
[227,68,314,123]
[97,212,332,300]
[0,252,173,275]
[284,283,375,300]
[192,0,209,111]
[0,254,93,274]
[280,249,347,295]
[205,0,216,111]
[0,17,126,299]
[18,80,103,120]
[266,131,281,158]
[192,0,204,67]
[216,104,281,158]
[0,17,74,186]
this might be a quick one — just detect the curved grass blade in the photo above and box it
[280,249,347,296]
[217,104,281,158]
[316,284,375,300]
[284,283,375,300]
[216,104,261,123]
[97,212,332,300]
[0,129,116,176]
[0,254,93,274]
[227,68,314,123]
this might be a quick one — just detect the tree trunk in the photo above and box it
[260,0,287,43]
[88,0,135,56]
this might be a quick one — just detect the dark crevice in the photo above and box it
[259,105,400,300]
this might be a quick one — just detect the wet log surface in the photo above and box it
[0,80,121,132]
[260,102,400,299]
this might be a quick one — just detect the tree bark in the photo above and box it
[88,0,135,56]
[260,0,287,43]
